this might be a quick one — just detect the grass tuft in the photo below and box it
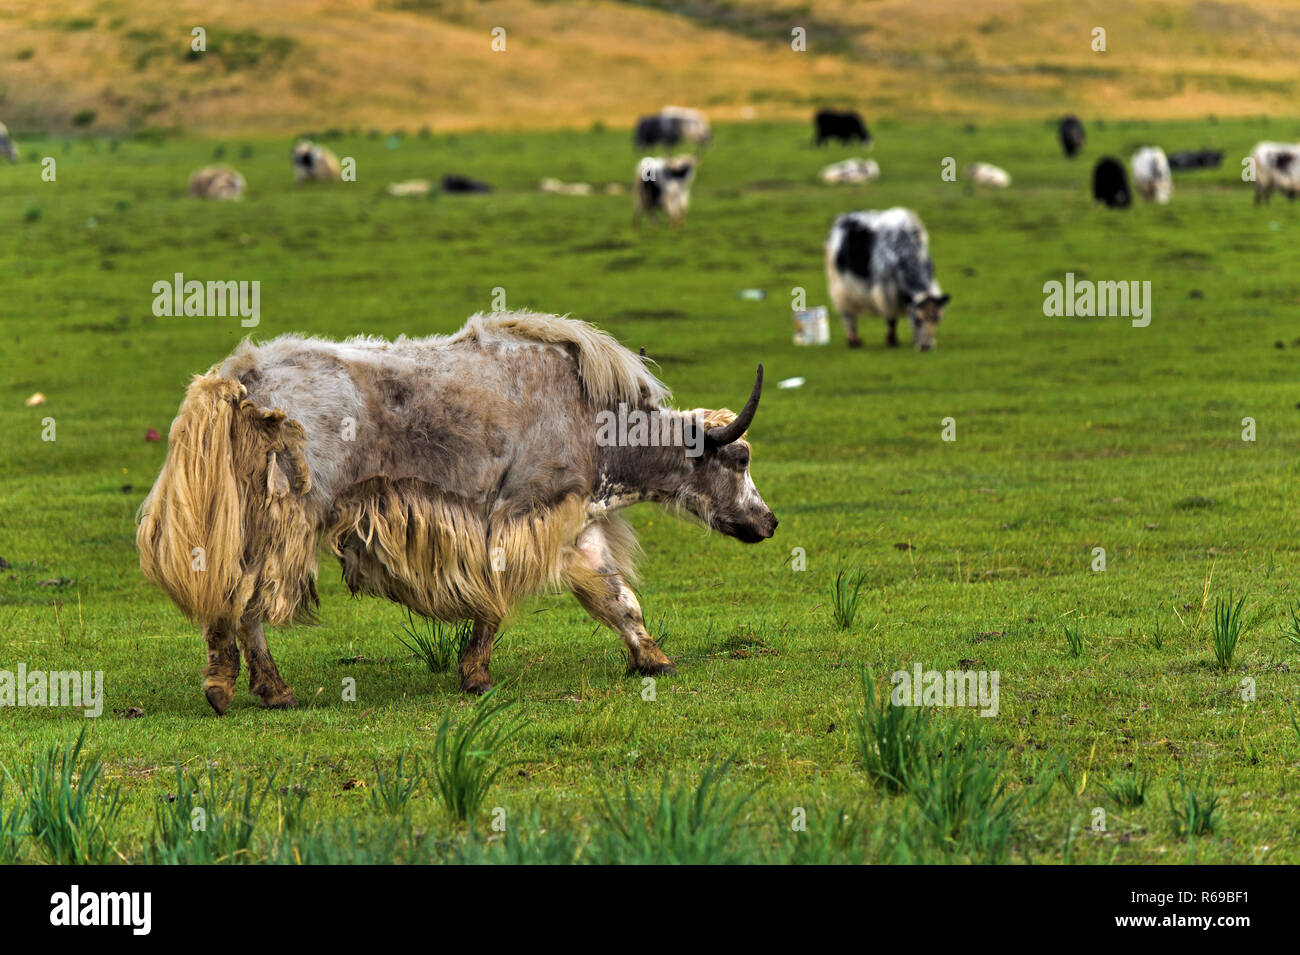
[830,559,869,630]
[0,776,27,863]
[1101,766,1149,808]
[852,672,1035,860]
[18,729,122,865]
[397,611,474,674]
[596,759,753,864]
[901,721,1027,860]
[852,671,930,791]
[150,763,277,864]
[429,691,523,822]
[1211,589,1249,667]
[1167,770,1223,838]
[370,750,421,814]
[1278,597,1300,652]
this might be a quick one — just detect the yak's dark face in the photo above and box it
[681,435,777,543]
[909,293,950,351]
[291,142,314,170]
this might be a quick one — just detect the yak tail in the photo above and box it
[137,371,318,626]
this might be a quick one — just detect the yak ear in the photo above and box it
[637,348,651,404]
[935,293,951,306]
[637,347,652,403]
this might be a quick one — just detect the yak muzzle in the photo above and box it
[722,510,777,543]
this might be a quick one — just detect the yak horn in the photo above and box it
[707,364,763,446]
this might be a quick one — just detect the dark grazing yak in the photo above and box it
[1092,157,1131,208]
[1167,148,1223,171]
[137,312,777,714]
[1059,115,1085,158]
[813,109,872,147]
[633,108,711,150]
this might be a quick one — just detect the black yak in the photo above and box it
[1092,157,1131,208]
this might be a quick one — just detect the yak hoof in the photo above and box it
[204,685,231,716]
[259,689,298,709]
[461,678,493,696]
[633,661,677,677]
[846,338,863,349]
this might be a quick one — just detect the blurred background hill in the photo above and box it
[1,0,1298,135]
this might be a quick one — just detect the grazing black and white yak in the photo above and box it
[137,312,776,713]
[1249,141,1300,203]
[387,179,433,198]
[820,158,879,185]
[1131,147,1172,203]
[1168,148,1223,171]
[813,109,872,147]
[825,208,951,351]
[634,156,696,226]
[633,107,711,150]
[0,121,17,162]
[540,178,593,196]
[1092,157,1131,208]
[1059,115,1085,158]
[291,140,341,182]
[188,166,246,200]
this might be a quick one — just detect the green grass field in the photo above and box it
[3,116,1300,863]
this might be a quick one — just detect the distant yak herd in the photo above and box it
[7,106,1263,229]
[2,109,1279,364]
[1053,114,1276,208]
[17,106,1273,362]
[629,109,1285,354]
[0,112,1279,216]
[626,109,1276,353]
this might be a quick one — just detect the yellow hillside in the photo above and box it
[1,0,1298,134]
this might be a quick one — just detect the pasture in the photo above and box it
[2,116,1299,863]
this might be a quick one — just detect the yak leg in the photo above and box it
[202,621,241,716]
[564,525,676,676]
[885,317,900,347]
[840,312,863,348]
[458,619,498,695]
[235,616,297,709]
